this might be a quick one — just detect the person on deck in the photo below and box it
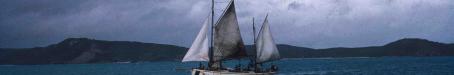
[270,64,278,72]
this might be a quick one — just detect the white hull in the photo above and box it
[191,69,275,75]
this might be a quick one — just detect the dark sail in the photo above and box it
[212,0,247,63]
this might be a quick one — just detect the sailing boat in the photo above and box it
[182,0,280,75]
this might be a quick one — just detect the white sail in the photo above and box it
[256,15,280,63]
[182,18,210,62]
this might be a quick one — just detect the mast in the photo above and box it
[209,0,214,70]
[252,17,256,48]
[252,17,260,72]
[252,18,256,60]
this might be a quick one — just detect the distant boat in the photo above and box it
[182,0,280,75]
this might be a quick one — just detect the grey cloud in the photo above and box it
[0,0,205,48]
[1,0,453,49]
[236,0,454,48]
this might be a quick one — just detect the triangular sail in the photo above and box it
[182,18,210,62]
[213,0,247,62]
[256,15,280,63]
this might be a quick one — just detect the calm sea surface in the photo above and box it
[1,57,454,75]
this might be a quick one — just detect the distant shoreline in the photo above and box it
[1,38,454,65]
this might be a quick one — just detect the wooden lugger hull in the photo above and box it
[191,69,275,75]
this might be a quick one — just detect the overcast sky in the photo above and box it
[1,0,453,49]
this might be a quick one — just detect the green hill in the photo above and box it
[296,38,454,57]
[0,38,187,65]
[1,38,453,65]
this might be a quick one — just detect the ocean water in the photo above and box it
[1,57,454,75]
